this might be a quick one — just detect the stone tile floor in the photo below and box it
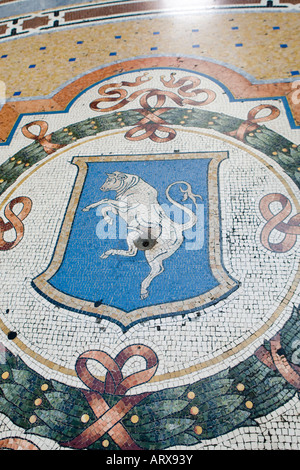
[0,0,299,451]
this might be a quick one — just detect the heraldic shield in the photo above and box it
[32,152,238,329]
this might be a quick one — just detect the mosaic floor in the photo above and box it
[0,0,299,452]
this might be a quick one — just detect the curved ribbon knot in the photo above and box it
[0,196,32,251]
[259,193,300,253]
[22,120,65,155]
[62,345,158,450]
[227,104,280,142]
[126,105,176,143]
[90,73,216,143]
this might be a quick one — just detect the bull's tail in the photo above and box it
[165,181,202,231]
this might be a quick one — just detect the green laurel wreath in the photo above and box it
[0,107,300,449]
[0,304,299,449]
[0,107,299,197]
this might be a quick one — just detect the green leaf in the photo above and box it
[0,383,35,412]
[205,409,255,439]
[135,418,194,443]
[136,430,200,450]
[45,391,92,419]
[253,130,274,146]
[50,379,72,394]
[26,424,70,442]
[254,388,295,417]
[191,376,233,399]
[277,151,295,166]
[12,368,44,393]
[245,134,270,153]
[293,171,300,185]
[0,396,30,429]
[198,395,245,422]
[35,409,84,432]
[140,385,188,406]
[290,147,300,160]
[126,399,189,426]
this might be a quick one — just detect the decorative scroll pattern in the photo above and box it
[226,105,280,142]
[90,73,216,142]
[62,345,158,450]
[259,193,300,253]
[22,121,65,155]
[0,196,32,251]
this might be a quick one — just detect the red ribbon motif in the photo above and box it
[22,120,65,155]
[90,73,216,142]
[259,193,300,253]
[62,345,158,450]
[255,333,300,390]
[0,196,32,251]
[0,437,40,450]
[226,104,280,142]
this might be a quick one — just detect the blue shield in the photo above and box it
[33,153,238,329]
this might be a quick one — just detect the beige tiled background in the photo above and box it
[0,11,299,99]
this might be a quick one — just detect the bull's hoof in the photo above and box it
[100,250,112,259]
[140,290,149,300]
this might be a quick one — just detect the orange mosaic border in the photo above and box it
[0,56,299,144]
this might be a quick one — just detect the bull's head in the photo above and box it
[100,171,128,192]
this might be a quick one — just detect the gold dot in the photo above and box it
[187,109,192,113]
[34,398,42,406]
[102,439,109,448]
[117,118,122,122]
[187,391,195,400]
[245,400,253,409]
[17,160,22,164]
[282,148,288,152]
[236,383,245,392]
[208,121,214,125]
[297,167,300,171]
[93,126,97,129]
[68,132,73,136]
[183,115,188,119]
[131,415,139,424]
[25,163,30,167]
[292,144,297,148]
[1,371,9,380]
[194,425,203,435]
[0,179,4,183]
[120,122,125,126]
[10,157,15,161]
[91,120,96,123]
[63,128,68,132]
[248,133,254,136]
[116,112,122,116]
[29,415,37,424]
[212,116,218,120]
[72,137,77,140]
[41,383,48,391]
[256,129,262,133]
[180,121,185,124]
[272,151,278,156]
[190,406,199,416]
[81,414,90,423]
